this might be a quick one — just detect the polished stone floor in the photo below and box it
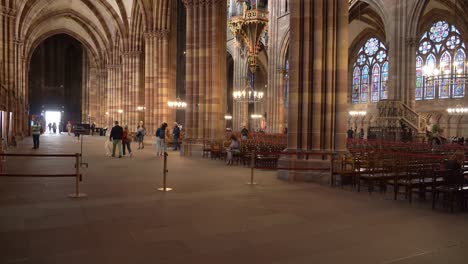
[1,133,468,264]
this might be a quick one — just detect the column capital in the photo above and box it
[405,37,418,47]
[121,50,142,57]
[144,29,170,40]
[106,64,122,69]
[183,0,223,8]
[0,6,16,17]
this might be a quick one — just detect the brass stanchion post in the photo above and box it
[158,152,173,192]
[69,153,87,198]
[246,152,258,185]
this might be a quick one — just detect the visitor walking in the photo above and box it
[31,121,42,149]
[58,121,63,134]
[172,122,180,151]
[136,124,146,149]
[241,126,249,140]
[52,122,57,134]
[122,126,133,157]
[109,121,123,158]
[67,121,72,135]
[90,122,96,136]
[48,123,52,133]
[155,122,167,156]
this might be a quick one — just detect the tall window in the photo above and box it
[416,21,466,100]
[352,38,389,104]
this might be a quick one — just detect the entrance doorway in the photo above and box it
[45,111,62,133]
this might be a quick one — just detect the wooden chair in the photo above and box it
[331,154,356,188]
[432,169,468,213]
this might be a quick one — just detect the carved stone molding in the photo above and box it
[144,30,171,40]
[0,6,16,17]
[121,50,142,57]
[183,0,223,8]
[405,37,418,47]
[106,64,122,69]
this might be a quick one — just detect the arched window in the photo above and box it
[352,67,361,104]
[372,64,380,102]
[416,20,467,100]
[351,37,389,104]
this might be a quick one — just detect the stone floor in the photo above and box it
[1,133,468,264]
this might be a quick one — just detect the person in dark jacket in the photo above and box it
[155,122,168,156]
[109,121,124,158]
[172,122,181,151]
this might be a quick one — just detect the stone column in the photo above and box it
[387,0,416,109]
[1,4,18,140]
[98,68,108,127]
[278,0,348,182]
[87,66,99,125]
[232,48,248,131]
[184,0,227,140]
[144,30,173,136]
[106,60,122,126]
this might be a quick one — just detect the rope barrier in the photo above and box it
[0,153,87,198]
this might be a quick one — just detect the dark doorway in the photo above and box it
[28,34,83,126]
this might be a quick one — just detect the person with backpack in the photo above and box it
[136,123,146,149]
[155,122,167,156]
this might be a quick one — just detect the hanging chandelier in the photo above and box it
[233,83,264,103]
[167,97,187,109]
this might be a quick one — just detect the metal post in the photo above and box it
[69,153,87,198]
[329,154,334,187]
[246,152,257,185]
[158,152,173,191]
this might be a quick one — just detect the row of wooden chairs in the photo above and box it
[332,152,468,213]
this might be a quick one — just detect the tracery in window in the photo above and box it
[351,37,389,104]
[416,20,466,100]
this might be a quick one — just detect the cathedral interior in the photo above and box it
[1,0,468,263]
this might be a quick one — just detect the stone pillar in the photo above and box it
[231,47,248,131]
[144,32,157,135]
[106,61,122,126]
[87,66,99,125]
[144,30,173,136]
[122,51,142,131]
[1,4,18,140]
[387,0,416,109]
[184,0,227,140]
[98,68,108,127]
[278,0,348,182]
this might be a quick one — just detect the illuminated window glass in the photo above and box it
[351,38,388,104]
[416,20,466,99]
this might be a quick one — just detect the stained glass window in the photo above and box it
[429,21,449,43]
[425,54,436,99]
[361,66,369,103]
[351,38,388,104]
[439,52,451,98]
[381,62,389,100]
[371,64,380,102]
[352,67,360,104]
[416,20,466,99]
[454,49,466,98]
[416,56,423,100]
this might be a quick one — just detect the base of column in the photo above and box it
[277,155,331,185]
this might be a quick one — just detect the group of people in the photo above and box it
[109,121,136,158]
[31,120,75,149]
[46,121,73,135]
[108,121,181,158]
